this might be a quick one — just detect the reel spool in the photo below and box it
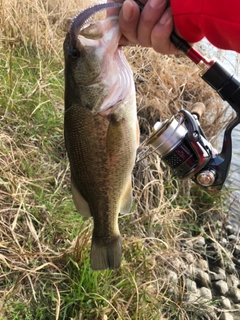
[146,103,234,193]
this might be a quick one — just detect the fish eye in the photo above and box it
[69,48,80,59]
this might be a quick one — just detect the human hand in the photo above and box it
[118,0,181,54]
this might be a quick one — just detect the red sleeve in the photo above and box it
[171,0,240,53]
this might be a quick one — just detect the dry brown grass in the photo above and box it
[0,0,232,132]
[0,0,90,54]
[0,1,232,319]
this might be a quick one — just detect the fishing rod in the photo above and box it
[134,0,240,193]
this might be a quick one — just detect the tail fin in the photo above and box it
[90,236,122,271]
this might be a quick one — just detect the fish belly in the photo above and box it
[64,98,138,270]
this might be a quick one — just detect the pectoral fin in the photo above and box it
[136,119,140,148]
[120,176,133,214]
[71,181,91,217]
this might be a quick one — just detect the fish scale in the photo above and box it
[64,5,139,270]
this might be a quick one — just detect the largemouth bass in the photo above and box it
[64,3,139,270]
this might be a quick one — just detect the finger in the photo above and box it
[106,0,123,17]
[151,7,181,54]
[119,34,132,46]
[119,0,141,44]
[137,0,168,47]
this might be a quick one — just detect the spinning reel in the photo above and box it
[146,104,237,193]
[133,0,240,193]
[146,35,240,194]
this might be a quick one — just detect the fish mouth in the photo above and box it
[69,2,123,52]
[98,30,134,115]
[66,3,135,115]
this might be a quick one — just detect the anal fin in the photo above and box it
[120,176,133,214]
[71,181,91,217]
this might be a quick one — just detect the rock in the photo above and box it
[226,264,236,275]
[225,225,235,236]
[167,270,178,285]
[207,242,218,251]
[193,258,209,271]
[234,258,240,266]
[185,239,194,249]
[213,280,228,295]
[195,268,211,288]
[227,274,240,288]
[194,236,206,247]
[220,237,228,246]
[227,287,240,303]
[185,289,201,303]
[232,303,240,310]
[234,244,240,257]
[206,243,224,267]
[199,287,212,300]
[166,270,179,301]
[186,279,198,293]
[210,271,226,282]
[220,296,232,310]
[228,216,240,235]
[187,263,194,273]
[212,267,226,280]
[231,222,240,236]
[199,258,209,271]
[166,285,179,302]
[173,258,184,270]
[228,235,237,242]
[165,216,240,319]
[219,312,234,320]
[183,252,195,264]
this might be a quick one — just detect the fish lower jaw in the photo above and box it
[98,101,122,117]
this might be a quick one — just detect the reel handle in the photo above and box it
[190,102,206,120]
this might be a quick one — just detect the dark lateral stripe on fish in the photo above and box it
[70,2,123,49]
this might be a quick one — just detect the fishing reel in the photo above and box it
[146,103,237,193]
[132,0,240,193]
